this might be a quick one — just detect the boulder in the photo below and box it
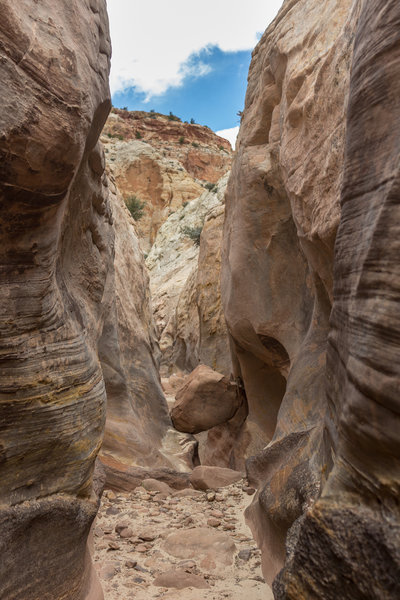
[153,569,210,590]
[189,466,243,491]
[100,456,191,492]
[141,478,173,495]
[171,365,241,434]
[164,527,236,568]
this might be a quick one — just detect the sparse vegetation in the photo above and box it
[179,136,185,145]
[168,111,181,122]
[219,145,224,151]
[191,142,199,148]
[205,182,217,193]
[182,201,189,208]
[135,131,143,139]
[181,225,203,246]
[125,195,146,221]
[190,118,196,124]
[118,135,124,141]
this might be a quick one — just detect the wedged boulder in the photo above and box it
[171,365,241,434]
[189,466,243,491]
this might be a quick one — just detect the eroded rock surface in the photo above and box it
[147,174,231,375]
[221,0,359,587]
[222,0,400,595]
[275,0,400,596]
[0,0,111,597]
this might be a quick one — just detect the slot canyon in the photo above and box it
[0,0,399,599]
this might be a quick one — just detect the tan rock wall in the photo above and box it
[147,174,231,377]
[0,0,112,597]
[221,0,359,585]
[99,178,195,473]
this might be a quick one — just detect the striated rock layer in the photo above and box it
[275,0,400,597]
[222,0,400,595]
[0,1,112,598]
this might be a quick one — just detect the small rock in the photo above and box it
[115,522,130,534]
[107,541,120,551]
[136,544,148,553]
[138,529,158,541]
[243,486,256,495]
[141,478,173,495]
[209,510,224,518]
[206,492,216,502]
[207,518,221,528]
[134,564,150,573]
[106,506,120,516]
[153,569,210,590]
[238,549,252,562]
[100,561,119,580]
[125,560,137,569]
[120,527,134,538]
[215,493,224,502]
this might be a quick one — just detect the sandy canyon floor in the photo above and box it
[93,480,274,599]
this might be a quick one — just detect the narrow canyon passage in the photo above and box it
[1,0,399,599]
[93,480,273,599]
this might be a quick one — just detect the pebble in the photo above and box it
[207,517,221,527]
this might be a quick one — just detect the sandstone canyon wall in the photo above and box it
[0,1,191,598]
[222,0,400,596]
[0,1,112,598]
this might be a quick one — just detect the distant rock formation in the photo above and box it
[102,110,232,250]
[146,174,231,377]
[222,0,400,596]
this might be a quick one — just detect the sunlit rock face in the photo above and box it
[223,0,400,594]
[0,1,110,597]
[102,111,232,251]
[146,173,231,377]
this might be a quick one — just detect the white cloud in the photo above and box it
[107,0,283,97]
[216,126,240,150]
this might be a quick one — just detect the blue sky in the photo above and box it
[112,46,252,133]
[107,0,283,146]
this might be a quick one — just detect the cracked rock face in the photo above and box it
[222,0,400,595]
[0,1,111,598]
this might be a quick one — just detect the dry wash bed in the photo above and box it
[93,480,274,599]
